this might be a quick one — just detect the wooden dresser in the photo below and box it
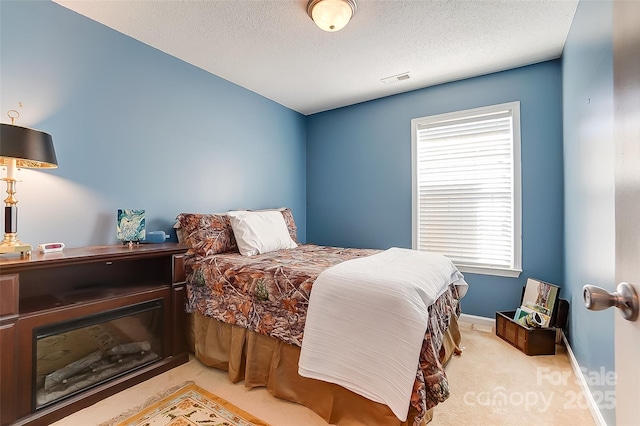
[0,243,189,426]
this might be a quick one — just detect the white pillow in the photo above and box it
[228,210,297,256]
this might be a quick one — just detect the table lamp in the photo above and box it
[0,110,58,256]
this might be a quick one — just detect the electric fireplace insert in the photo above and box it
[33,299,163,409]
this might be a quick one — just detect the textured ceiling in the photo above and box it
[53,0,578,115]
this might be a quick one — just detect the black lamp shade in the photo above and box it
[0,123,58,168]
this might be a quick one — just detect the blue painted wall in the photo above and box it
[307,62,564,318]
[562,1,615,424]
[0,0,307,248]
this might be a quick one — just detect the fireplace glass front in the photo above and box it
[33,300,163,409]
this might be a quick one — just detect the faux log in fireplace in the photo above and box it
[0,244,189,426]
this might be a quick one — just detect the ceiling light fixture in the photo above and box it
[307,0,357,32]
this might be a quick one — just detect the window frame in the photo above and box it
[411,101,522,278]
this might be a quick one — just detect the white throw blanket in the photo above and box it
[298,247,468,421]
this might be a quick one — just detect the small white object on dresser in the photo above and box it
[37,242,65,253]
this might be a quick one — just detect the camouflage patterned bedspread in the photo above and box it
[184,244,462,425]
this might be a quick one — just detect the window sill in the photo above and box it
[456,265,522,278]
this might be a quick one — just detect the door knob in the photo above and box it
[583,282,639,322]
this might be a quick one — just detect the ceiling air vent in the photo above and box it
[381,72,410,84]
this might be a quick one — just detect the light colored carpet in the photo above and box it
[432,322,594,425]
[52,320,595,426]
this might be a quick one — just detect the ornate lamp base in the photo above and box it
[0,233,32,256]
[2,173,31,257]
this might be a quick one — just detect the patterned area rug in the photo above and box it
[102,382,270,426]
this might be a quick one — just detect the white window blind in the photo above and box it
[411,102,522,277]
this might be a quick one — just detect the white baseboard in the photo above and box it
[560,332,608,426]
[459,313,496,328]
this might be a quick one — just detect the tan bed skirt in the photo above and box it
[187,312,462,426]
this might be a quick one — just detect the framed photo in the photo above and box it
[521,278,560,325]
[117,209,145,243]
[516,305,552,328]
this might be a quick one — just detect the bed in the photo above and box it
[175,209,467,426]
